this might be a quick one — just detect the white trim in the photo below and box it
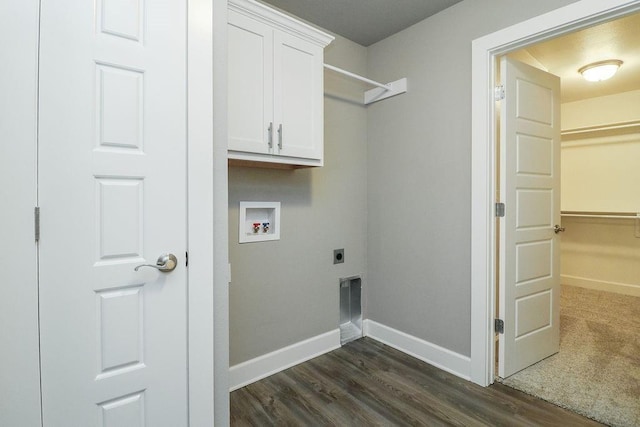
[470,0,640,387]
[229,329,341,391]
[211,0,230,423]
[562,275,640,297]
[187,0,218,424]
[363,320,471,381]
[0,1,41,426]
[228,0,334,47]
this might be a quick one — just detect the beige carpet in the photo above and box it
[501,285,640,427]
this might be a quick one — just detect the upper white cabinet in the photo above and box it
[228,0,334,167]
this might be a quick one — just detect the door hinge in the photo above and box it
[495,202,505,218]
[494,85,505,101]
[495,318,504,334]
[34,206,40,242]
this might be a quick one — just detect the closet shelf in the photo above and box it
[323,63,407,105]
[561,120,640,140]
[561,211,640,219]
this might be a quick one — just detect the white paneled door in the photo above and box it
[38,0,188,425]
[498,58,561,378]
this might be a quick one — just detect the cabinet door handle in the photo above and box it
[277,124,283,150]
[268,122,273,148]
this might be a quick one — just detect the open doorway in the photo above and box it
[494,11,640,426]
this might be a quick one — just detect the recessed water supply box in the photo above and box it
[339,276,362,345]
[239,201,280,243]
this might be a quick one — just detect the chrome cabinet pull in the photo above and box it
[277,124,283,150]
[268,122,273,148]
[134,253,178,272]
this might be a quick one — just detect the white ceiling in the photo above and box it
[259,0,463,47]
[509,12,640,103]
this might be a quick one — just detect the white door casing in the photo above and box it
[38,0,188,424]
[0,1,42,425]
[498,58,561,378]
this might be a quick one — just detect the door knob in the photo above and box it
[553,225,565,234]
[134,253,178,272]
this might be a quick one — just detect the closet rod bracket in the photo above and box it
[324,63,408,105]
[364,77,407,105]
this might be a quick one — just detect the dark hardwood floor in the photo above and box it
[230,337,603,426]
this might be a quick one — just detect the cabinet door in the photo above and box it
[228,11,273,155]
[273,31,323,161]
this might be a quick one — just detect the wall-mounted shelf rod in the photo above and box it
[324,63,408,105]
[561,121,640,137]
[561,211,639,219]
[323,63,391,90]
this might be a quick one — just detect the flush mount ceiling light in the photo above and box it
[578,60,623,82]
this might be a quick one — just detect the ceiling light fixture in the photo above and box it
[578,60,623,82]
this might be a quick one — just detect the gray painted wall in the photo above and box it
[229,0,583,366]
[229,35,368,365]
[365,0,578,357]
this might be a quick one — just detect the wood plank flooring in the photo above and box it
[230,337,604,426]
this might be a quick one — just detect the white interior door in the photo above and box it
[38,0,188,425]
[498,57,561,378]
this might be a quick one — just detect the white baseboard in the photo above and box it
[363,319,471,381]
[562,274,640,297]
[229,329,341,391]
[229,322,473,391]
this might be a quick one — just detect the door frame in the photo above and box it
[0,1,41,426]
[470,0,640,387]
[2,0,228,425]
[188,0,229,424]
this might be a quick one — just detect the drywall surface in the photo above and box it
[365,0,578,357]
[229,35,368,365]
[561,217,640,296]
[562,89,640,130]
[562,90,640,212]
[562,132,640,212]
